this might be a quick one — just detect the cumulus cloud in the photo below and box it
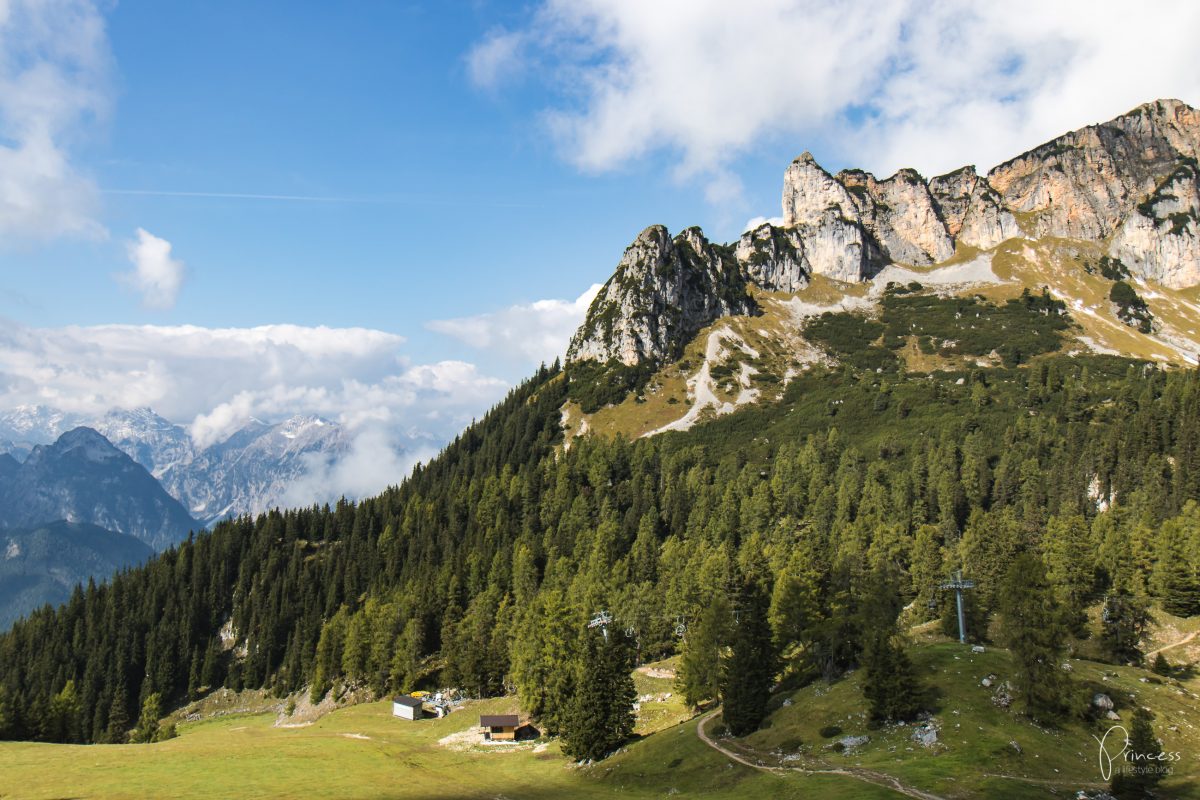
[427,283,602,367]
[471,1,1200,191]
[743,216,784,233]
[0,0,109,240]
[0,319,509,451]
[122,228,185,309]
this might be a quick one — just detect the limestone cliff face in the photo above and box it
[837,168,955,265]
[735,223,808,293]
[988,99,1199,244]
[780,154,886,280]
[566,225,757,365]
[1110,162,1200,288]
[569,100,1200,368]
[928,166,1020,250]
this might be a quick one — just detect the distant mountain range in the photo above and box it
[0,406,348,528]
[0,427,198,551]
[0,521,154,630]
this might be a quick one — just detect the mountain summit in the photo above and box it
[568,99,1199,371]
[563,100,1200,439]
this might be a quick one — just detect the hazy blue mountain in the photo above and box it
[0,521,154,630]
[0,427,198,551]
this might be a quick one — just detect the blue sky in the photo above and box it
[2,2,787,346]
[0,0,1196,502]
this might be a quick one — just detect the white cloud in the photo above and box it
[466,29,527,90]
[122,228,185,309]
[743,216,784,233]
[0,320,509,451]
[473,1,1200,191]
[427,283,602,367]
[0,0,109,240]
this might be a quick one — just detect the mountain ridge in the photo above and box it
[568,99,1200,372]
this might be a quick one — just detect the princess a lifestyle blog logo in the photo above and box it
[1094,724,1181,781]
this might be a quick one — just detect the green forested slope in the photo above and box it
[2,354,1200,750]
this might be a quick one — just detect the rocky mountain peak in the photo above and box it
[567,99,1200,371]
[567,224,757,366]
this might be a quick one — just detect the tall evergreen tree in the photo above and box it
[560,627,636,761]
[859,571,923,724]
[1110,707,1166,799]
[1153,517,1200,617]
[1100,581,1152,665]
[676,594,730,709]
[998,553,1071,721]
[720,581,776,737]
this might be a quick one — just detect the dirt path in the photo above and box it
[1147,629,1198,658]
[694,709,945,800]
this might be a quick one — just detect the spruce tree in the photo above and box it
[676,594,729,709]
[105,684,129,744]
[1111,707,1165,799]
[1151,653,1171,677]
[1100,583,1152,665]
[859,572,923,724]
[1154,517,1200,617]
[131,693,162,744]
[560,627,636,761]
[720,581,776,737]
[998,553,1071,721]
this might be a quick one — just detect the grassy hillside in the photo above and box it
[4,630,1197,799]
[0,693,895,800]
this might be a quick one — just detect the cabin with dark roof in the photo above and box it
[479,714,519,741]
[392,695,424,720]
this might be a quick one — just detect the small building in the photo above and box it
[479,714,519,741]
[392,695,424,720]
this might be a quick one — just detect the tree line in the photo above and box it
[1,355,1198,755]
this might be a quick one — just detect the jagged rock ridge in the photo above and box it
[569,99,1200,366]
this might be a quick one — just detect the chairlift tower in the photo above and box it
[588,610,613,641]
[938,570,976,644]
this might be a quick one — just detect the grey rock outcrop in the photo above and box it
[988,99,1199,244]
[567,225,757,365]
[837,167,955,265]
[735,223,809,293]
[781,153,886,280]
[1109,161,1200,288]
[929,166,1021,250]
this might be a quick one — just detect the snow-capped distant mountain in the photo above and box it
[159,415,347,526]
[0,406,84,452]
[0,406,350,528]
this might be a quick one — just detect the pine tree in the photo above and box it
[105,684,129,744]
[131,693,162,744]
[720,581,776,737]
[42,680,81,744]
[676,594,729,709]
[1152,653,1171,677]
[1154,517,1200,617]
[1100,583,1152,665]
[998,553,1071,721]
[560,627,636,761]
[1110,707,1165,798]
[859,572,922,724]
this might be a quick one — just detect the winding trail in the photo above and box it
[1147,629,1198,658]
[694,709,945,800]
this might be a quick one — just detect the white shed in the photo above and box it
[392,695,424,720]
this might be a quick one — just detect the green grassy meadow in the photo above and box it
[3,639,1198,799]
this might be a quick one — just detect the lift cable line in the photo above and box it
[938,571,976,644]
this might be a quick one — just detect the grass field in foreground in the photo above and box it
[0,693,899,800]
[5,636,1200,799]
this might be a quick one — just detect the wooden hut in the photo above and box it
[479,714,519,741]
